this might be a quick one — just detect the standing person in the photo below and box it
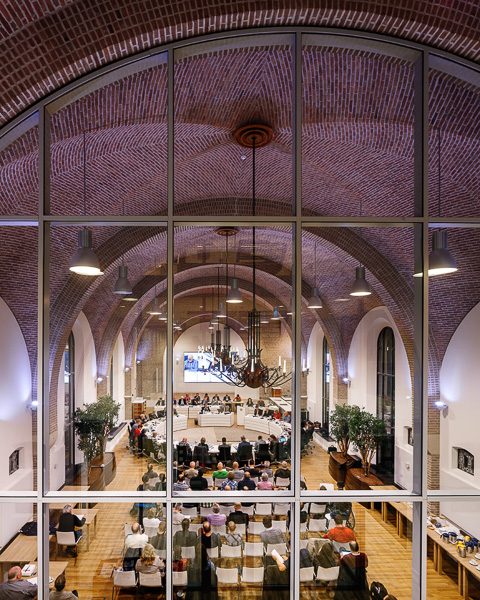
[0,566,37,599]
[57,504,86,556]
[49,573,78,599]
[334,541,369,600]
[186,543,218,600]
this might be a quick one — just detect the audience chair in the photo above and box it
[266,543,287,557]
[172,571,188,586]
[308,518,327,533]
[255,503,272,516]
[248,521,266,536]
[274,520,287,533]
[331,540,346,554]
[112,568,137,600]
[124,523,134,537]
[200,506,211,518]
[206,546,219,559]
[181,506,197,518]
[244,541,264,557]
[219,505,232,516]
[144,525,158,539]
[242,505,255,516]
[310,503,327,515]
[273,503,289,516]
[181,545,196,560]
[235,523,246,536]
[315,565,340,585]
[205,476,213,489]
[213,478,224,489]
[217,567,240,585]
[300,566,315,583]
[138,572,162,588]
[212,524,226,537]
[155,548,167,559]
[275,477,291,490]
[55,530,82,563]
[299,539,308,550]
[241,566,264,584]
[221,544,242,560]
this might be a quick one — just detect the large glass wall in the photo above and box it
[0,29,478,600]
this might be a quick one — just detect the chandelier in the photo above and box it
[200,125,292,389]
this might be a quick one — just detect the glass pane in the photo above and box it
[174,35,293,217]
[302,35,417,216]
[48,224,167,492]
[0,120,38,215]
[427,499,480,599]
[49,55,168,216]
[429,58,480,218]
[48,501,166,596]
[301,226,416,492]
[0,503,37,582]
[299,498,413,598]
[428,227,480,491]
[170,501,292,600]
[172,225,293,494]
[0,225,37,491]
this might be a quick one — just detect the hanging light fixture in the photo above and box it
[158,305,167,321]
[271,306,281,320]
[113,195,133,294]
[349,195,371,297]
[70,130,103,276]
[414,129,457,277]
[149,258,161,315]
[308,244,323,308]
[286,305,293,316]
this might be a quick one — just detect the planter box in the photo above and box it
[328,452,362,483]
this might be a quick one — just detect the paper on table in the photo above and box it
[271,549,284,563]
[26,577,54,585]
[21,564,36,576]
[76,514,85,521]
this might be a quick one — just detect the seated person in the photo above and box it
[0,566,37,598]
[221,471,238,491]
[273,411,282,419]
[138,473,155,491]
[143,507,161,529]
[173,503,191,525]
[335,541,369,599]
[257,472,274,490]
[150,521,167,551]
[178,395,186,405]
[227,502,250,526]
[264,548,312,600]
[173,472,191,491]
[200,521,222,549]
[211,394,220,403]
[261,461,274,478]
[217,402,226,413]
[237,471,256,491]
[200,403,211,413]
[144,463,159,480]
[260,516,285,547]
[212,462,228,481]
[225,520,243,547]
[173,518,198,550]
[325,514,356,545]
[283,411,291,423]
[254,406,264,417]
[244,459,261,478]
[207,504,227,526]
[135,543,165,575]
[246,397,254,407]
[234,394,241,403]
[50,573,78,599]
[58,504,86,556]
[189,467,209,491]
[184,461,199,481]
[274,461,291,482]
[124,522,149,551]
[313,540,337,570]
[229,462,244,480]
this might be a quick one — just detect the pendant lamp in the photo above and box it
[114,194,132,294]
[70,131,103,276]
[350,198,371,297]
[414,129,457,277]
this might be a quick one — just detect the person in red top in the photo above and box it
[325,513,356,544]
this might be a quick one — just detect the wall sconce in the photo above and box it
[435,400,448,416]
[96,376,104,384]
[302,359,309,376]
[342,377,351,388]
[28,400,39,412]
[136,360,141,365]
[124,366,130,372]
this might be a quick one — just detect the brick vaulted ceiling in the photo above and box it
[0,2,479,405]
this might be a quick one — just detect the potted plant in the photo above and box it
[329,404,358,458]
[349,407,386,477]
[73,395,120,473]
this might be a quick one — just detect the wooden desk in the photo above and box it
[22,561,69,588]
[72,508,98,552]
[369,485,400,519]
[0,534,53,579]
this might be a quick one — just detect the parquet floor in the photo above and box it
[50,429,475,599]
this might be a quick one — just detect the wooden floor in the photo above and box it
[50,428,475,600]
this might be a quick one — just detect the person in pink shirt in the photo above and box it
[257,472,274,490]
[207,503,227,526]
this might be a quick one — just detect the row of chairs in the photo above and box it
[112,569,163,599]
[176,541,289,560]
[178,502,290,518]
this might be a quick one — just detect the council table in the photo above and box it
[198,412,234,427]
[22,561,69,588]
[0,534,54,579]
[155,415,188,435]
[244,415,291,437]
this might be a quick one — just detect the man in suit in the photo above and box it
[0,566,37,599]
[274,461,291,482]
[227,502,250,527]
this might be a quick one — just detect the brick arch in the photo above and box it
[2,2,480,126]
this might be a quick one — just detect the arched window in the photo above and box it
[322,337,330,432]
[64,331,75,482]
[376,327,395,479]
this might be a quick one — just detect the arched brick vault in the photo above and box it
[2,0,480,127]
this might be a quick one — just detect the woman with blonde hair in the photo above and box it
[135,543,165,575]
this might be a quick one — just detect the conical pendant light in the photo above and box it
[158,305,167,321]
[414,129,457,277]
[70,131,103,276]
[114,195,133,294]
[308,244,323,308]
[271,306,281,320]
[350,197,371,297]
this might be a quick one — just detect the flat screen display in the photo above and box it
[183,352,230,383]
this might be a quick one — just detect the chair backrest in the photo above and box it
[266,543,287,556]
[331,540,346,554]
[124,523,133,537]
[275,478,291,489]
[205,476,213,488]
[56,531,76,546]
[274,520,287,532]
[219,505,232,516]
[244,542,264,557]
[219,446,232,462]
[200,506,211,517]
[221,544,242,558]
[213,478,224,489]
[144,525,158,539]
[310,503,327,515]
[139,572,162,587]
[206,546,219,559]
[238,444,253,460]
[217,567,239,585]
[241,566,264,583]
[255,503,272,516]
[308,518,327,532]
[316,566,340,582]
[211,524,226,537]
[172,571,188,586]
[235,523,246,536]
[273,503,289,515]
[176,544,194,559]
[155,548,167,559]
[172,524,182,536]
[242,505,255,516]
[248,521,265,536]
[113,569,137,588]
[182,506,197,517]
[300,566,315,583]
[299,539,308,549]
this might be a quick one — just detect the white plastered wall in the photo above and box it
[0,296,34,545]
[306,321,333,424]
[347,306,413,489]
[112,331,126,422]
[439,302,480,537]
